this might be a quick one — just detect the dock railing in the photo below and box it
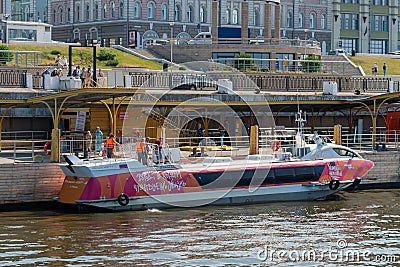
[1,130,400,163]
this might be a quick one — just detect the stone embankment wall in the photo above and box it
[360,151,400,185]
[0,163,65,204]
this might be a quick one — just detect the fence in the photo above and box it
[1,131,49,140]
[0,67,398,93]
[125,71,394,93]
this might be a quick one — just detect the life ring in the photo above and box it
[329,180,340,190]
[117,193,129,206]
[271,139,281,152]
[43,141,51,155]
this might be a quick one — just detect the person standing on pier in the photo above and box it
[106,133,118,158]
[136,138,147,165]
[84,131,92,158]
[95,126,103,154]
[196,123,205,156]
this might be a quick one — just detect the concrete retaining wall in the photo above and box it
[360,151,400,184]
[0,163,65,204]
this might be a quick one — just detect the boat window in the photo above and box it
[314,165,325,179]
[236,170,255,186]
[274,168,295,183]
[193,171,223,186]
[333,148,359,158]
[294,166,318,182]
[262,169,275,184]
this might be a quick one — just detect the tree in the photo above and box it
[0,45,13,65]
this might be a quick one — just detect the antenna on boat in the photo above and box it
[295,87,307,148]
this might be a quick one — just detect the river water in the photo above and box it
[0,189,399,266]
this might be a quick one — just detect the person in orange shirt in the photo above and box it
[136,138,147,165]
[105,133,119,158]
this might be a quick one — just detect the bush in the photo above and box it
[50,50,61,55]
[74,50,92,66]
[0,45,13,64]
[233,54,254,71]
[301,55,321,73]
[97,49,117,61]
[105,59,119,66]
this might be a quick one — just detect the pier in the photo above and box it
[1,65,400,205]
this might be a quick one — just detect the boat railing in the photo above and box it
[2,131,400,163]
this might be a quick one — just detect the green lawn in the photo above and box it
[348,54,400,76]
[6,44,162,70]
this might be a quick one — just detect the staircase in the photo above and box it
[321,55,364,76]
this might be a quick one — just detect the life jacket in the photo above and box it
[136,141,145,153]
[106,138,116,149]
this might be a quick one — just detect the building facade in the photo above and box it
[333,0,399,54]
[4,0,400,54]
[0,0,332,53]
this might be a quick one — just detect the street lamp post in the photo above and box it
[169,21,174,89]
[303,29,308,54]
[170,21,174,64]
[3,14,11,46]
[126,0,130,47]
[304,29,309,71]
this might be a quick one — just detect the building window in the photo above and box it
[370,39,387,54]
[398,17,400,32]
[174,5,181,21]
[298,13,303,28]
[340,38,357,52]
[287,12,292,28]
[161,4,167,21]
[232,9,238,24]
[371,0,388,6]
[86,4,90,21]
[53,9,56,24]
[103,4,107,19]
[148,2,154,19]
[310,13,315,29]
[24,6,29,21]
[321,14,326,29]
[187,6,193,22]
[254,9,260,26]
[119,2,124,18]
[111,2,115,19]
[67,8,70,23]
[94,5,99,20]
[341,14,359,30]
[226,9,230,24]
[372,15,388,32]
[200,6,206,23]
[134,2,140,19]
[59,7,63,24]
[341,0,359,3]
[76,5,80,22]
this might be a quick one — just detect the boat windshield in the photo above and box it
[332,148,361,158]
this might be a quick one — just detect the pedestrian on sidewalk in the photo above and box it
[383,63,387,76]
